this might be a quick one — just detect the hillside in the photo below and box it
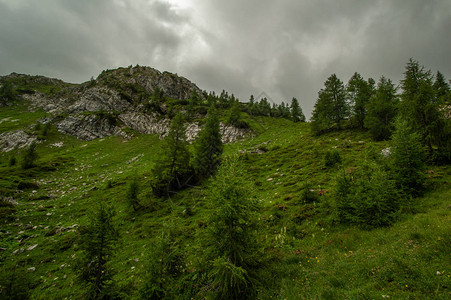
[0,69,450,299]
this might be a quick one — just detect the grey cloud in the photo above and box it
[1,0,450,118]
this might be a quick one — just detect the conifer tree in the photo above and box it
[21,142,38,169]
[290,97,305,122]
[364,76,399,140]
[77,203,118,299]
[126,177,140,211]
[399,58,449,154]
[433,71,450,105]
[311,74,348,134]
[346,72,375,129]
[0,80,16,105]
[151,112,192,197]
[389,119,426,196]
[202,158,264,299]
[193,105,223,180]
[140,222,183,299]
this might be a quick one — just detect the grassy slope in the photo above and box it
[0,112,450,299]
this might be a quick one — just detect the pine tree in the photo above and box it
[399,58,449,154]
[77,203,118,299]
[140,222,183,299]
[193,106,223,180]
[346,72,375,129]
[433,71,450,105]
[0,80,16,105]
[202,158,264,299]
[389,119,426,196]
[126,177,140,211]
[21,142,38,169]
[290,97,305,122]
[151,113,193,197]
[311,74,348,134]
[364,76,399,140]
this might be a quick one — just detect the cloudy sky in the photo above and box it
[1,0,450,117]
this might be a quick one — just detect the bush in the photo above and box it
[126,177,140,211]
[8,156,16,166]
[334,162,402,228]
[21,142,38,169]
[324,149,341,167]
[300,181,319,203]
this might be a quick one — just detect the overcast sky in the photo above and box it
[1,0,450,117]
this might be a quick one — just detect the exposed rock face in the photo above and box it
[0,130,37,152]
[55,115,127,141]
[118,112,170,136]
[1,65,253,149]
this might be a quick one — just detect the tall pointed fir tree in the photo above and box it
[77,203,118,299]
[346,72,375,129]
[364,76,399,140]
[311,74,348,134]
[290,97,306,122]
[399,58,451,156]
[193,105,223,180]
[151,112,193,197]
[433,71,450,105]
[202,158,264,299]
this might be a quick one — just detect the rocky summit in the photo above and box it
[0,65,251,151]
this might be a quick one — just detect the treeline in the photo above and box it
[311,59,451,150]
[311,58,451,161]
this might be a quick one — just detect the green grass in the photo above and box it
[0,108,450,299]
[0,105,49,132]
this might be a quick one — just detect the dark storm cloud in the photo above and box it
[0,0,187,82]
[1,0,450,117]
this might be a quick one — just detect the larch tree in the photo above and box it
[346,72,375,129]
[151,112,193,197]
[202,158,264,299]
[399,58,450,155]
[193,105,223,180]
[290,97,306,122]
[364,76,399,141]
[311,74,348,135]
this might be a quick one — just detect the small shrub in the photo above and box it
[324,149,341,167]
[300,182,319,204]
[334,162,402,228]
[126,177,140,211]
[21,142,38,169]
[8,156,16,166]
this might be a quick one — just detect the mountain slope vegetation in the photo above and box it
[0,63,450,299]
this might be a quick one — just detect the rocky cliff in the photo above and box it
[0,66,251,151]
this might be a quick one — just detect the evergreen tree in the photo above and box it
[202,158,264,299]
[346,73,375,129]
[151,113,193,197]
[311,74,348,134]
[290,97,305,122]
[364,76,399,140]
[399,58,449,154]
[433,71,450,105]
[258,98,271,116]
[21,142,38,169]
[334,160,401,228]
[0,80,16,105]
[186,90,200,119]
[126,176,140,211]
[389,119,426,196]
[77,203,118,299]
[140,222,183,299]
[193,106,223,180]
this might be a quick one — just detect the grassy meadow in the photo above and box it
[0,107,450,299]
